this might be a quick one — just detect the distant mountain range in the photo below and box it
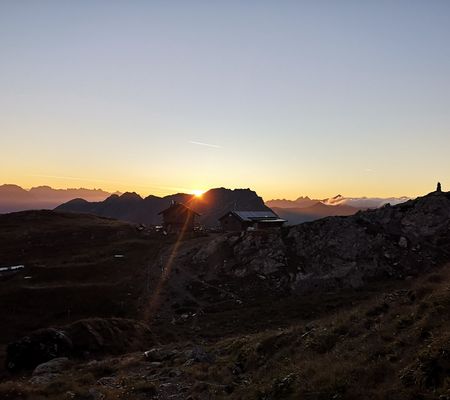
[266,194,410,209]
[56,188,270,227]
[266,194,410,224]
[0,184,119,213]
[1,184,412,226]
[321,194,410,208]
[271,203,359,224]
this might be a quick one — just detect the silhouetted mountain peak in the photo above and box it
[57,187,270,226]
[29,185,52,190]
[105,194,120,202]
[119,192,143,201]
[64,198,89,205]
[0,184,27,192]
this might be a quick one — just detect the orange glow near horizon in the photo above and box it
[191,189,205,197]
[0,173,445,202]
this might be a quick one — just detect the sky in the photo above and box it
[1,0,449,200]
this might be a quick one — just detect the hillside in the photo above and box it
[56,187,271,227]
[0,190,449,399]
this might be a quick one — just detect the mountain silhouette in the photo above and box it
[56,187,271,227]
[0,184,117,213]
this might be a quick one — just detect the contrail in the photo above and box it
[188,140,221,148]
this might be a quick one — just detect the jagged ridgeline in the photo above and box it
[55,188,271,227]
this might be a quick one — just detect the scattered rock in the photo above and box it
[144,348,178,362]
[32,357,70,376]
[97,376,119,388]
[189,346,215,363]
[29,372,61,385]
[399,236,408,248]
[88,387,106,399]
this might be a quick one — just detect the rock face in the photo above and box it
[6,318,155,371]
[194,232,289,278]
[192,191,450,292]
[56,187,270,227]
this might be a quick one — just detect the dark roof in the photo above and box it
[158,202,200,216]
[219,210,285,222]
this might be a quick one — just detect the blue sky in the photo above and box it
[1,0,449,199]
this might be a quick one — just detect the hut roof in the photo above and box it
[219,210,285,222]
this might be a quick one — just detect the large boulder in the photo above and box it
[29,357,71,385]
[6,318,155,372]
[6,328,73,372]
[32,357,70,376]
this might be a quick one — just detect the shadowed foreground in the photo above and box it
[0,192,449,399]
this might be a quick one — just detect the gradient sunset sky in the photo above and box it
[1,1,449,200]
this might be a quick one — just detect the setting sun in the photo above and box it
[191,189,205,197]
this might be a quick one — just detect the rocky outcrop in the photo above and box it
[287,192,450,291]
[193,232,290,278]
[191,191,450,293]
[6,318,155,372]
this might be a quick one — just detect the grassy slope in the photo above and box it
[0,211,167,375]
[1,262,449,399]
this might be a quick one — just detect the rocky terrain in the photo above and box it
[196,191,449,292]
[0,190,449,399]
[56,187,270,227]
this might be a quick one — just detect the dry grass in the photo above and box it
[1,211,450,399]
